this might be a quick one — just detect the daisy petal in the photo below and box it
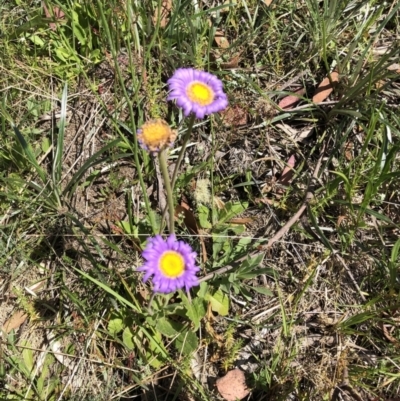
[137,235,200,294]
[167,68,228,119]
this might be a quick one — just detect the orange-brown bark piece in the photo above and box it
[42,2,65,31]
[278,88,306,110]
[152,0,172,28]
[312,71,339,103]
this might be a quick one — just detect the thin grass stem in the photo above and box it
[95,0,157,234]
[171,113,196,189]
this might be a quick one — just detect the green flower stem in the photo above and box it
[159,113,196,233]
[171,113,196,189]
[158,149,175,234]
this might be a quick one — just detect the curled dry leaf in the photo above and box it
[278,88,306,110]
[255,197,276,206]
[228,217,254,224]
[312,71,339,103]
[216,369,250,401]
[50,339,74,369]
[344,141,354,161]
[221,54,241,69]
[337,215,347,226]
[277,154,296,190]
[175,202,198,235]
[175,201,208,262]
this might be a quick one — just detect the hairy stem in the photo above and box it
[159,149,175,234]
[160,113,196,232]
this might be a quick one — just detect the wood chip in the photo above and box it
[387,63,400,71]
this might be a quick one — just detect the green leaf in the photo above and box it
[147,331,165,368]
[72,11,87,45]
[156,317,181,337]
[72,266,140,312]
[117,220,134,234]
[108,318,124,335]
[41,137,51,153]
[205,289,229,316]
[238,285,254,301]
[62,139,123,197]
[237,267,275,280]
[390,238,400,265]
[241,252,264,270]
[90,48,101,63]
[251,286,273,296]
[230,224,246,235]
[37,354,56,396]
[197,281,209,298]
[333,200,393,224]
[13,125,47,184]
[329,109,362,118]
[212,230,228,260]
[29,34,44,47]
[55,47,72,62]
[174,329,198,356]
[122,326,135,350]
[147,353,163,368]
[307,205,334,252]
[341,312,375,329]
[198,205,212,228]
[181,294,206,331]
[389,238,400,287]
[22,346,34,375]
[217,201,248,225]
[237,253,269,279]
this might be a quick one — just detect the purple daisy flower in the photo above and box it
[138,235,200,293]
[167,68,228,119]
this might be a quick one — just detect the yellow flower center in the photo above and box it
[159,251,185,278]
[186,81,214,106]
[141,120,172,149]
